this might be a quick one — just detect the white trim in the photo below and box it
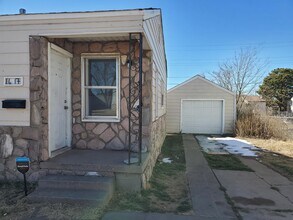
[233,95,237,130]
[48,43,73,158]
[50,43,73,58]
[180,99,225,134]
[0,9,146,21]
[48,43,52,158]
[81,53,120,122]
[168,75,235,96]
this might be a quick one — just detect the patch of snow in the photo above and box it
[85,172,101,176]
[162,157,172,163]
[210,137,260,157]
[123,157,139,164]
[196,135,229,155]
[196,135,261,157]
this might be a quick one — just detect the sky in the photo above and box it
[1,0,293,89]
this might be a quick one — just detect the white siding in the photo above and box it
[167,77,236,134]
[143,12,167,121]
[0,11,144,126]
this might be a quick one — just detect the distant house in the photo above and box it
[241,95,266,113]
[287,97,293,113]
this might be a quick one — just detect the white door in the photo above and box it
[181,100,223,134]
[49,44,72,155]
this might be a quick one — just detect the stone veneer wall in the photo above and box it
[141,114,166,188]
[0,36,50,181]
[0,37,156,182]
[70,41,152,151]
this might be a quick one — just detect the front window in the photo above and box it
[82,54,120,121]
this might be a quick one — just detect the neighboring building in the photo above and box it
[287,97,293,113]
[166,75,236,134]
[0,8,167,191]
[242,95,266,113]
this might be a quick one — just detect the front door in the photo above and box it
[48,43,72,157]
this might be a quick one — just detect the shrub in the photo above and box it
[236,108,288,140]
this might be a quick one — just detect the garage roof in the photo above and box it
[168,75,235,96]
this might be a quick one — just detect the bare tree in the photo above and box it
[211,48,268,111]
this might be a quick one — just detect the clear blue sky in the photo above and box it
[1,0,293,89]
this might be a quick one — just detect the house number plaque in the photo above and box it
[4,77,23,86]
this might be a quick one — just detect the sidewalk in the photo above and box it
[103,134,237,220]
[183,134,237,219]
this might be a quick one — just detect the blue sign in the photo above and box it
[16,157,30,174]
[16,157,30,162]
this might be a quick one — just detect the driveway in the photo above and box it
[195,135,293,219]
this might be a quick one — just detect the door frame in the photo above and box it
[48,43,73,158]
[180,99,225,134]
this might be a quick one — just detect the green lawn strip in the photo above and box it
[259,153,293,181]
[106,134,192,214]
[203,153,253,172]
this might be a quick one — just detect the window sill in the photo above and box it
[81,117,120,123]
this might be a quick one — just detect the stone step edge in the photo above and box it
[38,176,115,191]
[27,188,113,205]
[41,169,115,177]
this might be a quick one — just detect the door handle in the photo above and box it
[64,106,68,110]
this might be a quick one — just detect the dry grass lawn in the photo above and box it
[243,138,293,158]
[241,137,293,181]
[0,181,104,220]
[107,134,192,214]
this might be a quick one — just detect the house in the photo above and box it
[167,75,236,134]
[241,95,266,113]
[287,97,293,113]
[0,8,167,192]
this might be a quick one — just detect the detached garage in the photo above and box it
[167,75,236,134]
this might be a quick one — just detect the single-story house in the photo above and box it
[0,8,167,191]
[167,75,236,134]
[241,95,266,113]
[287,97,293,113]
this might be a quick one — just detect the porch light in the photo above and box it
[121,55,127,65]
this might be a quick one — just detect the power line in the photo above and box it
[167,41,293,48]
[167,44,293,52]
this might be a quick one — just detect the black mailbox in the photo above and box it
[2,100,26,109]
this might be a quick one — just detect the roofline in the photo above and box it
[168,75,235,96]
[158,9,168,77]
[241,95,266,102]
[0,8,161,22]
[0,8,160,17]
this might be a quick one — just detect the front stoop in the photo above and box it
[28,175,115,206]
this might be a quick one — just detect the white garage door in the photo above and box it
[181,100,223,134]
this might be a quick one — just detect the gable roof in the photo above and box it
[242,95,266,102]
[168,75,235,96]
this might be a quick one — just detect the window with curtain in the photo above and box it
[82,55,120,121]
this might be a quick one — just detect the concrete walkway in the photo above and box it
[183,134,237,219]
[212,155,293,219]
[240,158,293,203]
[103,134,237,220]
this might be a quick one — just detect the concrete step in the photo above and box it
[28,175,115,206]
[38,175,114,191]
[28,188,112,206]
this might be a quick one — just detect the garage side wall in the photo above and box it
[166,78,235,134]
